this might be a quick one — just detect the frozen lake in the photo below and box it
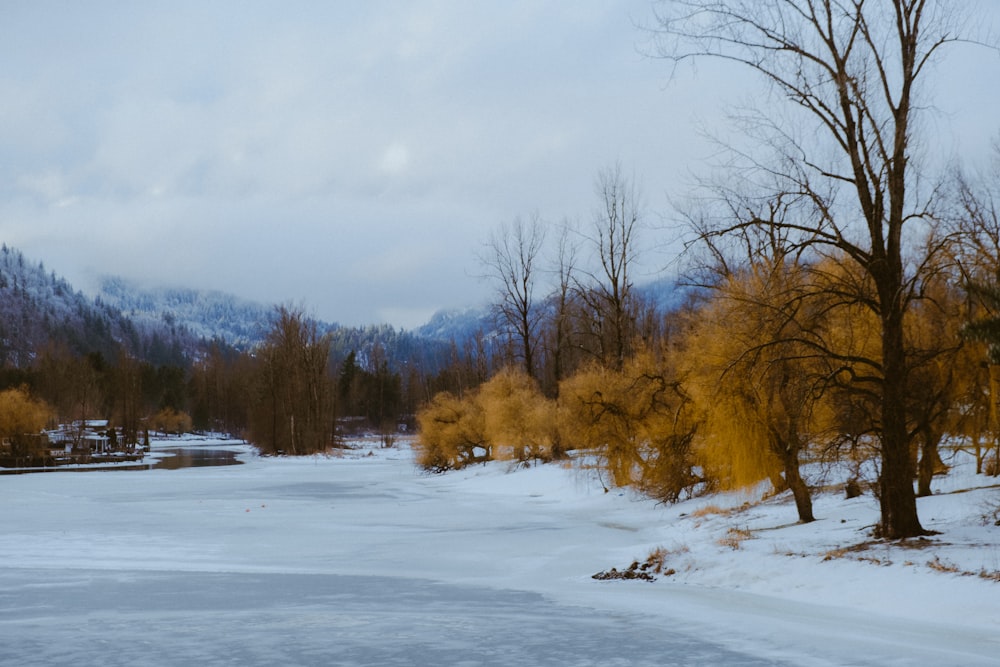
[0,569,782,666]
[0,444,779,666]
[1,440,995,666]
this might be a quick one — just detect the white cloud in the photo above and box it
[379,143,411,175]
[0,1,997,327]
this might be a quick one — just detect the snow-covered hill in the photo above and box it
[98,276,272,351]
[415,306,492,342]
[0,245,193,366]
[416,277,694,347]
[97,275,453,374]
[0,243,689,375]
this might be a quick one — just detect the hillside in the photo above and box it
[98,277,271,352]
[0,244,686,379]
[0,245,190,367]
[98,276,453,374]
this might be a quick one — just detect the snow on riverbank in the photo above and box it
[1,436,998,665]
[407,445,1000,661]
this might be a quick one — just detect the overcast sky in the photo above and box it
[2,2,999,329]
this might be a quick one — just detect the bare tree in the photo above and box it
[656,0,973,538]
[251,306,334,455]
[483,215,546,380]
[576,163,642,370]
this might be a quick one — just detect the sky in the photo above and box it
[1,2,999,329]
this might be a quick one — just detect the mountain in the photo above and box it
[415,306,492,343]
[97,277,450,372]
[0,244,192,367]
[96,275,459,376]
[0,243,691,378]
[97,277,272,352]
[415,277,693,348]
[636,276,697,313]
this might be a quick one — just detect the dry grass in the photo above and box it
[644,546,670,574]
[927,556,961,574]
[690,504,729,518]
[820,544,1000,583]
[980,498,1000,527]
[718,527,753,550]
[978,568,1000,582]
[926,556,1000,582]
[644,545,688,575]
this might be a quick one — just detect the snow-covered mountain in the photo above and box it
[415,278,693,347]
[0,243,692,375]
[415,306,492,343]
[0,245,192,366]
[97,276,452,373]
[98,277,272,351]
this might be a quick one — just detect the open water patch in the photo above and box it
[0,446,245,474]
[150,447,244,470]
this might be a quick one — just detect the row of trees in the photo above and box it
[0,306,421,456]
[175,308,412,454]
[418,0,1000,540]
[479,163,652,397]
[419,216,1000,529]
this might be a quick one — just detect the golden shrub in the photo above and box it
[477,367,556,463]
[0,387,52,438]
[414,391,487,471]
[558,351,700,500]
[151,407,193,435]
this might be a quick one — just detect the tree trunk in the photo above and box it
[767,469,788,495]
[782,447,814,523]
[990,364,1000,475]
[917,424,945,497]
[878,307,925,537]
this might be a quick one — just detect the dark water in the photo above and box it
[151,447,244,470]
[0,446,245,474]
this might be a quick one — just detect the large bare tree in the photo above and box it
[656,0,971,538]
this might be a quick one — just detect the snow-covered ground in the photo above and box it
[1,436,998,666]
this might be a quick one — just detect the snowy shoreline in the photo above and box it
[1,437,998,665]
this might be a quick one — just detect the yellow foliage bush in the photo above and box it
[414,391,487,471]
[683,262,824,495]
[151,407,193,435]
[558,351,700,501]
[0,387,53,461]
[478,367,557,463]
[0,387,52,438]
[415,367,558,472]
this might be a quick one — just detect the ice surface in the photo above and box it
[1,437,998,666]
[0,569,787,667]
